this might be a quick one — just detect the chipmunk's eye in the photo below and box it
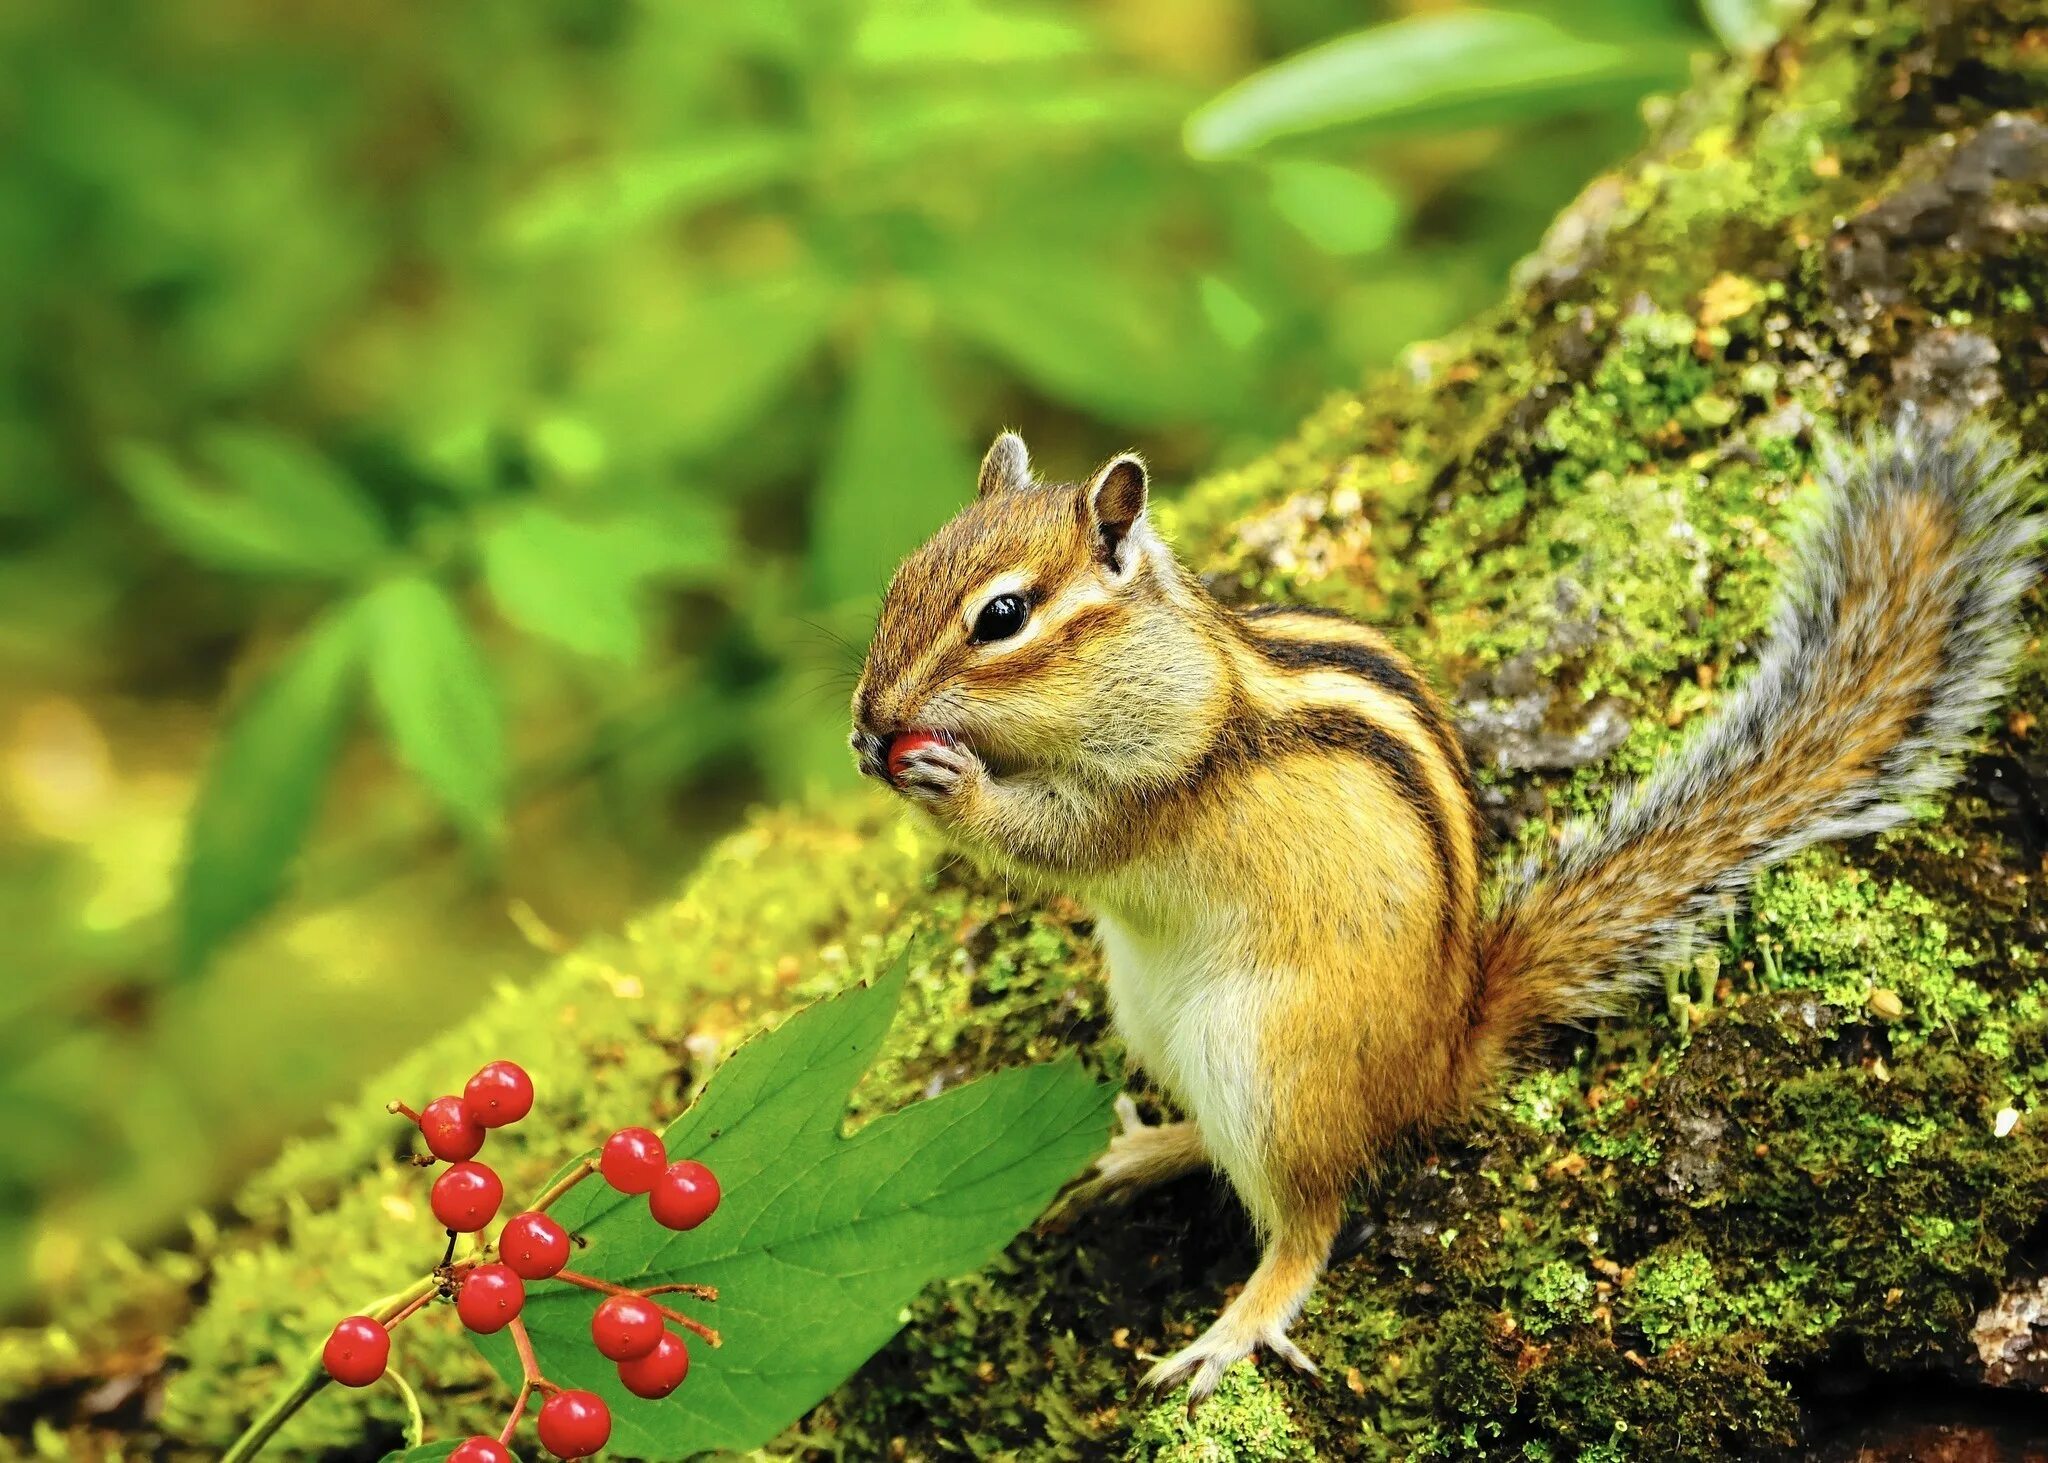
[970,592,1031,644]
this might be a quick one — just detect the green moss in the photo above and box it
[1741,850,1992,1047]
[1122,1364,1313,1463]
[1624,1247,1724,1349]
[1519,1259,1596,1338]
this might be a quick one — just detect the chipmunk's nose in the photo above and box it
[848,726,891,781]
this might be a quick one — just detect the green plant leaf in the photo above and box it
[580,271,838,457]
[1264,158,1404,256]
[476,952,1115,1457]
[851,0,1092,69]
[363,575,504,843]
[1184,9,1687,159]
[503,131,801,250]
[482,508,646,665]
[112,429,387,579]
[379,1446,455,1463]
[934,245,1240,423]
[483,502,728,662]
[808,327,974,606]
[177,604,363,973]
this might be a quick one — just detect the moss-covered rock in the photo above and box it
[9,1,2048,1457]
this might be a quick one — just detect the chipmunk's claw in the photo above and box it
[892,741,983,805]
[1136,1321,1320,1416]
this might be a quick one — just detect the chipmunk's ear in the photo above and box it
[1085,452,1148,572]
[977,431,1033,498]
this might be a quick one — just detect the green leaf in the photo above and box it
[177,604,363,973]
[852,1,1092,68]
[1184,9,1688,159]
[934,246,1240,423]
[483,501,728,662]
[1199,273,1266,352]
[379,1446,455,1463]
[503,132,800,250]
[1264,158,1404,256]
[112,429,387,579]
[808,328,974,606]
[479,953,1115,1457]
[363,575,504,842]
[580,271,837,457]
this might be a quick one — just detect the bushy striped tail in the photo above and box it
[1470,415,2043,1067]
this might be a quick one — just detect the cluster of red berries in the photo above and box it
[317,1060,725,1460]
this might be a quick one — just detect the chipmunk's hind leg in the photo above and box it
[1137,1192,1340,1413]
[1044,1094,1207,1224]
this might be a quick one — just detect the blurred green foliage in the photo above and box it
[0,0,1719,1309]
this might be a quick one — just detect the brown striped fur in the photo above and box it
[852,421,2042,1409]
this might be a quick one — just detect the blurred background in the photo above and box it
[0,0,1754,1314]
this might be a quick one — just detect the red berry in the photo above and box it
[449,1436,517,1463]
[591,1293,664,1361]
[321,1315,390,1387]
[455,1262,525,1335]
[617,1329,690,1399]
[499,1211,570,1280]
[419,1095,487,1163]
[886,729,949,782]
[536,1389,611,1458]
[463,1060,535,1128]
[432,1160,504,1232]
[648,1159,721,1231]
[599,1126,667,1195]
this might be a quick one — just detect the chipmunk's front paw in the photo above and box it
[1138,1315,1317,1417]
[892,739,985,807]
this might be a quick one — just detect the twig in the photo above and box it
[555,1269,723,1347]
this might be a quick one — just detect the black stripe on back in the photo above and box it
[1240,620,1477,809]
[1275,706,1465,962]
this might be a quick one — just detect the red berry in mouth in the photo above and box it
[599,1126,667,1195]
[499,1211,571,1280]
[449,1439,516,1463]
[321,1315,390,1387]
[432,1160,505,1232]
[463,1060,534,1128]
[885,729,950,783]
[617,1329,690,1398]
[648,1158,721,1231]
[536,1388,611,1458]
[418,1095,486,1162]
[591,1293,664,1361]
[455,1262,525,1334]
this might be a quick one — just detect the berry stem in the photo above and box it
[220,1274,438,1463]
[643,1281,719,1302]
[554,1270,722,1348]
[385,1100,423,1124]
[385,1366,425,1449]
[384,1286,436,1330]
[528,1157,598,1213]
[499,1316,558,1444]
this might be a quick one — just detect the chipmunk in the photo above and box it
[849,419,2042,1408]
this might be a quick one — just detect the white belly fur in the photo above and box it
[1096,908,1281,1233]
